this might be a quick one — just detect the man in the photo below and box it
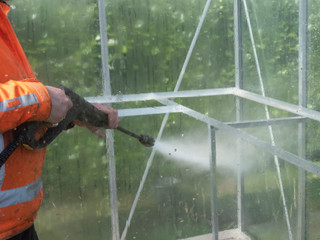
[0,1,119,239]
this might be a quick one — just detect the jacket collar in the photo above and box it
[0,2,10,16]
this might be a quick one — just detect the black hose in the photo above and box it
[0,134,26,168]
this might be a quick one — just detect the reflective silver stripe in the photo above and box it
[0,177,42,208]
[0,93,39,113]
[0,134,4,190]
[0,165,4,191]
[0,134,42,208]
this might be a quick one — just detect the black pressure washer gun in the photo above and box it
[0,86,155,168]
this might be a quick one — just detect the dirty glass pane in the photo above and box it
[116,113,214,239]
[9,0,102,96]
[306,120,320,239]
[242,124,299,240]
[180,95,237,122]
[307,0,320,238]
[309,0,320,110]
[38,129,111,240]
[106,0,234,94]
[215,131,239,232]
[242,0,299,104]
[306,172,320,240]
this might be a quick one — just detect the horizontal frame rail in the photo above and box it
[233,89,320,122]
[226,116,307,128]
[118,105,307,126]
[85,88,234,103]
[117,105,184,117]
[87,87,320,123]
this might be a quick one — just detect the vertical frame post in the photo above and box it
[234,0,243,91]
[234,0,245,232]
[209,125,219,240]
[97,0,120,239]
[297,0,308,239]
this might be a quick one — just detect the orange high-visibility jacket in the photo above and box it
[0,3,52,239]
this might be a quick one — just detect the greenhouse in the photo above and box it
[7,0,320,239]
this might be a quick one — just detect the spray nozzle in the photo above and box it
[138,135,155,147]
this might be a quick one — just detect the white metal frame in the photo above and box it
[94,0,310,239]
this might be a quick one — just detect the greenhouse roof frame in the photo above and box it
[94,0,310,239]
[88,87,320,121]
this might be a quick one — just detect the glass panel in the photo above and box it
[177,0,235,91]
[106,0,234,94]
[215,131,239,232]
[306,173,320,239]
[242,134,298,240]
[242,0,299,104]
[308,1,320,238]
[9,0,102,96]
[38,129,111,240]
[309,0,320,112]
[240,1,302,236]
[116,113,217,239]
[306,120,320,239]
[180,95,237,122]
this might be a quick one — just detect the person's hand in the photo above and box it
[74,103,119,138]
[45,86,73,124]
[91,103,119,129]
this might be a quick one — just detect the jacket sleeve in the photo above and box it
[0,78,51,133]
